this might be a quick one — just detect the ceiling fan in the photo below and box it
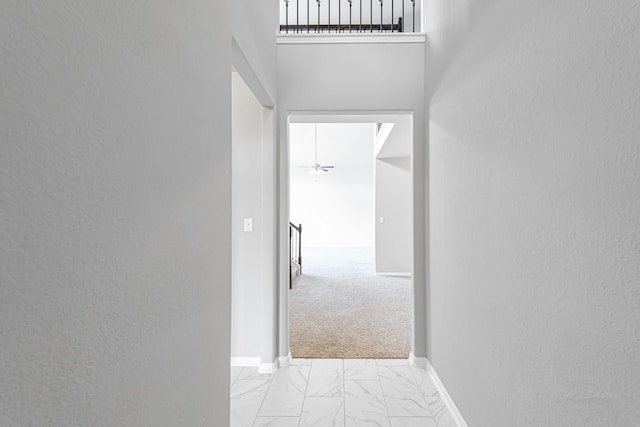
[301,123,335,175]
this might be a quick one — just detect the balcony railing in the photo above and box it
[280,0,419,34]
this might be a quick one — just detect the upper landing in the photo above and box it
[278,0,425,44]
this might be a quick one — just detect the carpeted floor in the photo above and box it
[289,247,411,359]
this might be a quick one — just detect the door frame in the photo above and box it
[277,110,428,366]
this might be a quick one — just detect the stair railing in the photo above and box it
[289,222,302,289]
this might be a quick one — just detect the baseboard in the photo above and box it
[258,358,279,374]
[409,352,428,368]
[278,352,292,367]
[230,356,261,367]
[375,272,411,277]
[300,245,374,248]
[425,359,469,427]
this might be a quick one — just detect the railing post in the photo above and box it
[391,0,394,32]
[284,0,289,33]
[370,0,373,32]
[298,224,302,274]
[350,0,353,32]
[297,0,299,32]
[307,0,310,33]
[289,224,293,289]
[411,0,415,32]
[317,0,321,33]
[379,0,383,32]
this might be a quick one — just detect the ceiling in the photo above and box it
[288,114,412,171]
[289,122,374,171]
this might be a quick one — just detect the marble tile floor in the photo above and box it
[230,359,458,427]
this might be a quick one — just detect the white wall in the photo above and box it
[289,123,375,247]
[427,0,640,425]
[1,1,232,425]
[277,40,428,358]
[375,120,412,274]
[234,0,278,105]
[232,0,280,370]
[231,72,267,362]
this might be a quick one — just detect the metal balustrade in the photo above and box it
[280,0,418,34]
[289,222,302,289]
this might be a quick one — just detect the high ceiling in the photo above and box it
[289,122,375,171]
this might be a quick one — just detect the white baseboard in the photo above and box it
[409,352,428,368]
[425,359,469,427]
[278,352,292,367]
[231,356,281,374]
[299,245,374,248]
[258,358,279,374]
[230,356,261,367]
[375,272,411,277]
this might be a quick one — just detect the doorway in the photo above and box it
[287,114,414,359]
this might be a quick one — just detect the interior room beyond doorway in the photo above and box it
[288,117,413,359]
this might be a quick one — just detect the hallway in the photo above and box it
[231,359,456,427]
[3,1,640,426]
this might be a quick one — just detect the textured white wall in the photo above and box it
[427,0,640,425]
[1,1,232,425]
[289,123,375,247]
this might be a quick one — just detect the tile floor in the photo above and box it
[230,359,458,427]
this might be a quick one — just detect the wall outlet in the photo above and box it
[379,217,385,224]
[244,218,253,232]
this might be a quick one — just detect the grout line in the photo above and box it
[298,360,313,425]
[230,367,239,388]
[408,364,435,419]
[253,366,273,424]
[248,359,432,426]
[375,359,393,422]
[342,359,346,427]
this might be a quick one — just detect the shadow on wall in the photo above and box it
[377,156,411,171]
[426,0,555,101]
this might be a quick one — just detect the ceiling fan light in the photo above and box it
[301,124,333,176]
[308,166,326,175]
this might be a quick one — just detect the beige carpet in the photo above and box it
[289,247,411,359]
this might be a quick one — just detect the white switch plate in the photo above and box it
[379,217,385,224]
[244,218,253,232]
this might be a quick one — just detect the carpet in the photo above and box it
[289,247,411,359]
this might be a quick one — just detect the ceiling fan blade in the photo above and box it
[322,165,335,168]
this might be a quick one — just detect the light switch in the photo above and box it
[379,217,385,224]
[244,218,253,232]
